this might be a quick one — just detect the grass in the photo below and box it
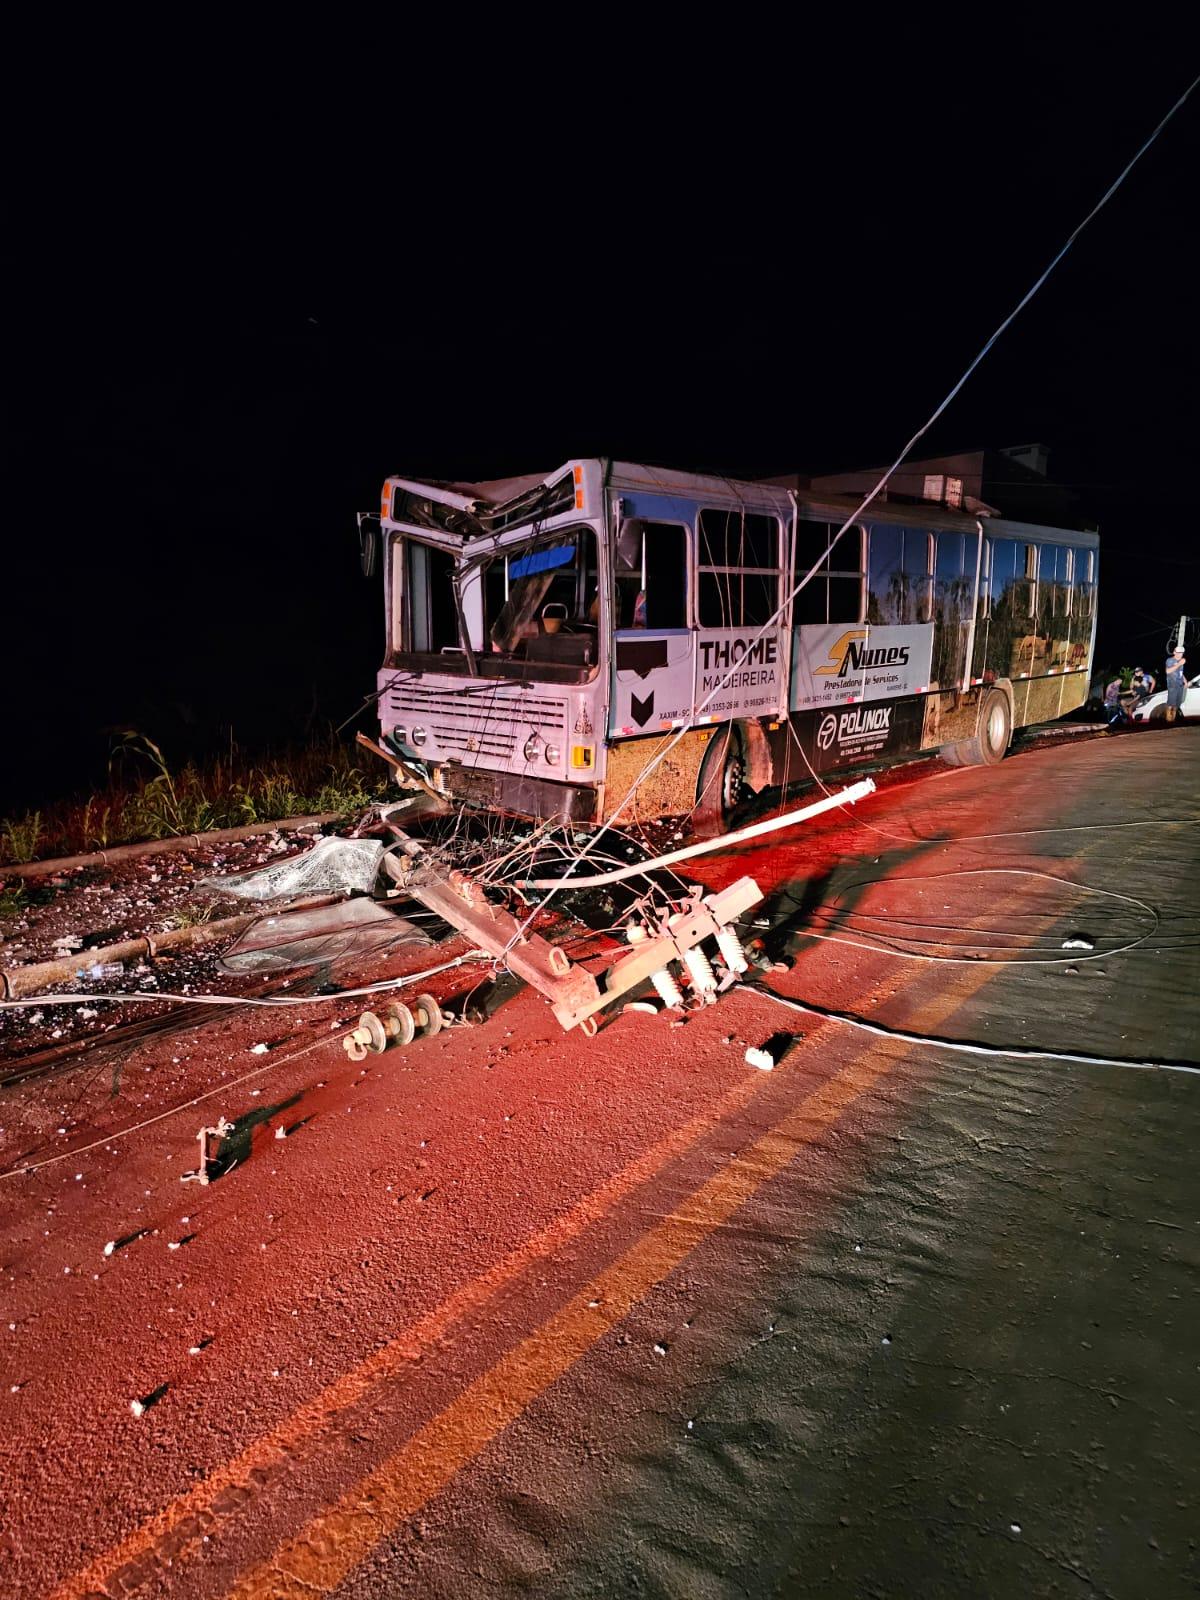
[0,732,390,867]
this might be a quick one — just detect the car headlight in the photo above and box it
[409,726,427,748]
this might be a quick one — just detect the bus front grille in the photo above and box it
[386,685,568,762]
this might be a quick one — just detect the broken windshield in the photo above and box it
[483,527,599,669]
[391,525,601,683]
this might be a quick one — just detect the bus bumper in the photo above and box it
[436,763,600,824]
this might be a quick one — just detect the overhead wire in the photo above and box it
[493,73,1198,960]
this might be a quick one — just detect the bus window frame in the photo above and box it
[612,517,693,633]
[396,534,461,657]
[793,520,866,626]
[696,506,783,630]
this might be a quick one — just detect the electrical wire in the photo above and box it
[0,952,491,1013]
[494,74,1197,951]
[777,864,1158,966]
[749,984,1200,1078]
[0,1030,343,1182]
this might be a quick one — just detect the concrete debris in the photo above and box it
[745,1046,775,1071]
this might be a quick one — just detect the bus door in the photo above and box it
[608,494,695,737]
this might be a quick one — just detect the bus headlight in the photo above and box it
[544,743,561,765]
[391,726,408,746]
[409,727,428,748]
[523,736,540,762]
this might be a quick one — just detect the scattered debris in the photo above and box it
[1061,933,1096,950]
[104,1228,150,1257]
[181,1118,234,1185]
[199,835,383,903]
[745,1046,776,1071]
[249,1043,269,1055]
[129,1382,169,1417]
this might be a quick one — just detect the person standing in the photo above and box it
[1104,674,1126,725]
[1164,644,1187,721]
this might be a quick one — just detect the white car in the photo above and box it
[1130,672,1200,722]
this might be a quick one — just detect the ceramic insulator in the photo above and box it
[683,945,717,995]
[715,925,749,974]
[650,967,684,1009]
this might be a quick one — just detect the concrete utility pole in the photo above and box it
[1176,615,1189,650]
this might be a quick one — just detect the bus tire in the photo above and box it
[942,689,1011,768]
[694,725,745,834]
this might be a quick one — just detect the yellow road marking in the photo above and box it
[225,939,1022,1599]
[49,1062,773,1600]
[54,859,1061,1600]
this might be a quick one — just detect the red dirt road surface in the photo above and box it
[3,729,1198,1599]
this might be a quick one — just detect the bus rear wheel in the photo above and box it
[694,725,744,835]
[942,689,1011,768]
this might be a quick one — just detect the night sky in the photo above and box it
[6,27,1197,811]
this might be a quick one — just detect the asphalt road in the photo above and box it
[2,727,1198,1599]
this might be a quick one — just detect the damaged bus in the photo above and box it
[358,460,1098,827]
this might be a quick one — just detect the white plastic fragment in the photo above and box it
[745,1046,775,1071]
[623,1001,658,1015]
[130,1399,145,1418]
[1061,934,1095,950]
[103,1241,115,1256]
[250,1043,269,1055]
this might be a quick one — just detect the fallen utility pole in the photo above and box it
[385,847,763,1034]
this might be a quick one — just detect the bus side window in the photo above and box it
[615,520,688,630]
[910,532,933,623]
[794,522,863,625]
[1075,550,1096,620]
[868,526,930,624]
[697,509,779,628]
[867,526,904,624]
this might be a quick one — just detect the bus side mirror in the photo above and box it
[358,514,381,578]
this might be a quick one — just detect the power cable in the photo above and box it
[497,73,1198,950]
[0,952,491,1013]
[750,985,1200,1078]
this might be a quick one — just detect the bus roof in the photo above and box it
[383,459,1097,545]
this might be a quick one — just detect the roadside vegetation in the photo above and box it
[0,732,388,867]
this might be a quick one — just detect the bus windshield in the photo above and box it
[480,527,599,675]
